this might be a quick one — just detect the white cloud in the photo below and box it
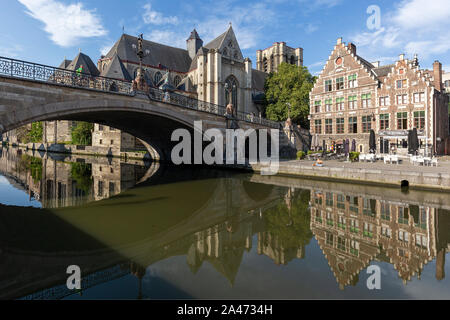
[100,43,115,56]
[304,23,318,34]
[194,2,276,50]
[17,0,107,47]
[392,0,450,33]
[350,0,450,60]
[139,1,277,53]
[298,0,342,10]
[0,44,23,58]
[147,30,186,49]
[143,3,179,25]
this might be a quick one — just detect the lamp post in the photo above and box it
[131,34,150,91]
[224,82,237,117]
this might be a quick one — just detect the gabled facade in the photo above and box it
[310,38,449,155]
[310,188,439,289]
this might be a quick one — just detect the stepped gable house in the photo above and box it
[309,38,449,155]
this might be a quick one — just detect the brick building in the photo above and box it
[309,38,449,155]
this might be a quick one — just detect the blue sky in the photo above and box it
[1,0,449,75]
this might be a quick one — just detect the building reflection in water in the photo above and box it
[2,146,450,298]
[0,147,151,208]
[309,188,448,289]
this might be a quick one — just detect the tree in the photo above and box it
[70,162,93,194]
[263,189,313,258]
[264,63,316,129]
[26,122,43,143]
[71,122,94,145]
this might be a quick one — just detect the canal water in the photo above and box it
[1,146,450,300]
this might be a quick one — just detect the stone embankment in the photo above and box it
[251,159,450,192]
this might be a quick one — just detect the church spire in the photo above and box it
[187,29,203,60]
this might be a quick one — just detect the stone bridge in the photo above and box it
[0,56,294,162]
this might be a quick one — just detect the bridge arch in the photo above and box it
[4,97,206,162]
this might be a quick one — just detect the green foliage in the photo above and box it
[18,155,42,182]
[25,122,43,143]
[263,189,313,256]
[71,122,93,145]
[264,63,316,128]
[296,151,305,160]
[70,162,93,194]
[349,152,360,162]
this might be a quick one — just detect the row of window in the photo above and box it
[314,111,425,134]
[314,193,428,228]
[324,229,428,252]
[324,74,358,92]
[313,92,425,113]
[323,73,421,93]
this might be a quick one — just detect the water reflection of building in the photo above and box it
[0,148,149,208]
[310,189,441,288]
[257,188,306,265]
[186,212,261,285]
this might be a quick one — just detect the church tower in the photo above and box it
[256,42,303,73]
[187,29,203,60]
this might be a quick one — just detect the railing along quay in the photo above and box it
[0,56,281,129]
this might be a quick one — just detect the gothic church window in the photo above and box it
[223,48,228,56]
[225,76,239,110]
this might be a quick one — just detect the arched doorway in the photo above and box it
[224,76,238,112]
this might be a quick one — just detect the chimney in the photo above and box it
[399,54,405,61]
[347,43,356,55]
[433,60,443,92]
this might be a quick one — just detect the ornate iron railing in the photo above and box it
[0,56,281,129]
[149,88,281,129]
[0,56,134,95]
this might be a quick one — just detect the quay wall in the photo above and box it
[251,161,450,192]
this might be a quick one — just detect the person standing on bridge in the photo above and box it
[76,65,84,76]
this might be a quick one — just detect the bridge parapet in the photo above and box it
[0,56,280,130]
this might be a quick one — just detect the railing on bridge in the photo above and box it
[0,56,133,95]
[0,56,281,129]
